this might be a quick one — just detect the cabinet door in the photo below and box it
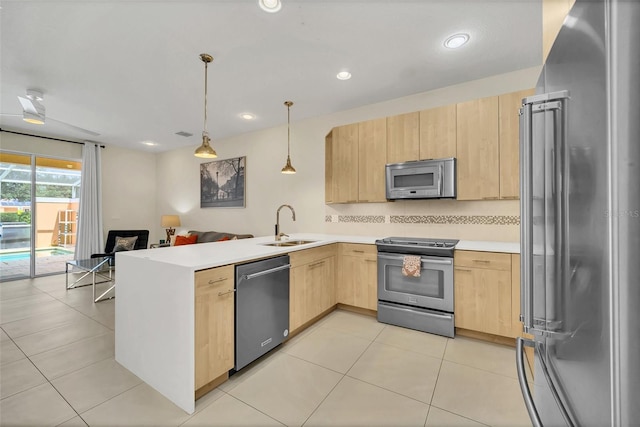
[306,256,336,319]
[456,96,500,200]
[419,104,457,160]
[194,265,235,390]
[454,267,512,337]
[337,244,378,310]
[499,89,535,199]
[337,254,357,306]
[332,124,359,203]
[325,131,333,204]
[358,118,387,202]
[289,264,307,333]
[363,255,378,310]
[387,112,420,163]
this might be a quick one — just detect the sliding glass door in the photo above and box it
[0,153,32,280]
[0,151,81,281]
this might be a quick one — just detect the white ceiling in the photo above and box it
[0,0,541,153]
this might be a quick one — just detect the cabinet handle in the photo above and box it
[352,250,365,253]
[482,196,499,200]
[472,259,491,263]
[455,268,472,272]
[501,196,519,200]
[218,289,236,296]
[209,277,228,284]
[308,261,326,268]
[347,200,358,203]
[365,259,376,263]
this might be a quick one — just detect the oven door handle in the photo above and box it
[377,253,452,265]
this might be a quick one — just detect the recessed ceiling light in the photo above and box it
[258,0,281,13]
[336,71,352,80]
[240,113,256,120]
[142,141,157,146]
[444,33,470,49]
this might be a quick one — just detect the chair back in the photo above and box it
[104,230,149,253]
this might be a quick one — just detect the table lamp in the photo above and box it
[161,215,181,244]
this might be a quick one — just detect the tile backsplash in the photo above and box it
[324,199,520,242]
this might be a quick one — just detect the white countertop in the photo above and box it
[117,234,380,271]
[118,233,520,271]
[456,240,520,254]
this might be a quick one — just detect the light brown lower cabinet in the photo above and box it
[454,250,513,337]
[194,264,235,391]
[289,245,337,333]
[337,243,377,310]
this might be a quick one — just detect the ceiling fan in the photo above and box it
[0,89,100,137]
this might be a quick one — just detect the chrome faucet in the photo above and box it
[275,204,296,241]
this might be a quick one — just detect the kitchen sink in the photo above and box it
[262,240,317,247]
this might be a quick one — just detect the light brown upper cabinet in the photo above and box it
[419,104,457,160]
[499,89,535,199]
[358,118,387,203]
[456,96,500,200]
[386,112,420,163]
[331,123,359,203]
[324,131,333,204]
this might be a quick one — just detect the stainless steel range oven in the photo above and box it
[376,237,459,338]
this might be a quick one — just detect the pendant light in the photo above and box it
[281,101,296,174]
[194,53,217,158]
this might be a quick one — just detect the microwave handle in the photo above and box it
[438,164,443,196]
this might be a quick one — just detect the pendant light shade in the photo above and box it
[194,53,218,158]
[281,101,296,174]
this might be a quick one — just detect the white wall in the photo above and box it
[157,66,542,242]
[0,132,83,159]
[101,145,157,242]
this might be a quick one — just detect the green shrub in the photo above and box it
[0,212,19,223]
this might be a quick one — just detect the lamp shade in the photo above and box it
[161,215,181,228]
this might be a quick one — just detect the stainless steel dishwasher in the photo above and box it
[235,255,290,370]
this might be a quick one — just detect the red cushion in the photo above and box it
[174,234,198,246]
[218,236,230,242]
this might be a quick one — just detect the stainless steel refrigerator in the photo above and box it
[516,0,639,426]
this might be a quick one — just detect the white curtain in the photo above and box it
[75,143,104,259]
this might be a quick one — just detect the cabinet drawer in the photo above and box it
[195,265,235,295]
[338,243,377,258]
[454,250,511,271]
[289,244,337,267]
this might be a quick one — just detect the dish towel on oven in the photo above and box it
[402,255,421,277]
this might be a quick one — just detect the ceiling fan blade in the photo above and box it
[18,96,39,115]
[47,117,100,136]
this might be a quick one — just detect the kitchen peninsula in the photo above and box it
[115,234,519,413]
[115,234,376,414]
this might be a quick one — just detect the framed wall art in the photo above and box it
[200,156,246,208]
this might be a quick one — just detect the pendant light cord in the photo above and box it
[287,103,291,156]
[203,60,208,135]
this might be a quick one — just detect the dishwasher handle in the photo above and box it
[242,263,291,281]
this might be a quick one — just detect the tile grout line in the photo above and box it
[0,329,86,425]
[1,282,118,426]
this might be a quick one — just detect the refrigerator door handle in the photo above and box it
[520,90,570,336]
[516,337,542,427]
[519,101,534,332]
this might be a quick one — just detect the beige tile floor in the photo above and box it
[1,274,532,427]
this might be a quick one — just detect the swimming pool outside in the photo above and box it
[0,248,74,262]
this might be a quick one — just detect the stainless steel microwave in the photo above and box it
[385,158,456,200]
